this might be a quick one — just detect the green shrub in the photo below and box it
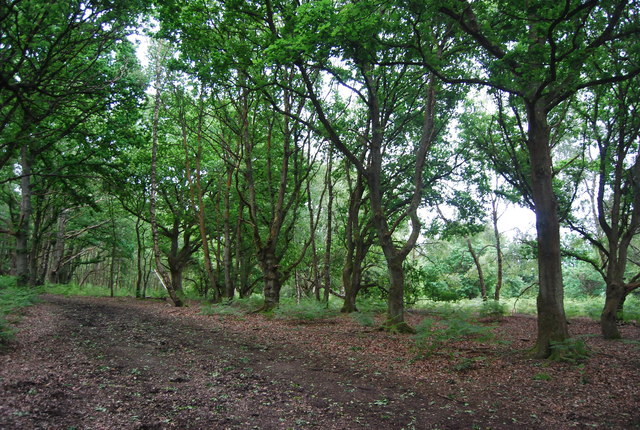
[564,297,603,320]
[0,276,40,350]
[621,295,640,323]
[413,315,493,359]
[350,311,376,327]
[229,295,265,311]
[354,298,387,314]
[0,317,15,349]
[478,300,508,320]
[200,303,243,316]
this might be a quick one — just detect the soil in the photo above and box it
[0,295,639,429]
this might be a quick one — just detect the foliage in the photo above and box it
[478,300,508,320]
[412,314,494,359]
[44,282,166,299]
[200,303,243,317]
[564,298,605,321]
[0,276,40,349]
[405,261,479,303]
[200,296,265,316]
[549,338,591,364]
[410,296,640,322]
[350,311,377,327]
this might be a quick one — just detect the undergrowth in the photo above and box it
[273,298,339,321]
[0,276,40,349]
[200,296,263,316]
[549,337,591,364]
[350,311,377,327]
[412,296,640,322]
[412,313,495,359]
[44,282,167,299]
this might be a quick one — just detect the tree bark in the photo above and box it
[306,171,322,301]
[49,210,68,284]
[180,94,220,302]
[149,43,184,307]
[260,248,282,311]
[466,237,487,300]
[16,142,32,287]
[223,167,235,299]
[134,216,144,298]
[492,197,504,301]
[341,257,358,313]
[323,149,334,304]
[526,100,569,358]
[340,167,370,313]
[601,281,625,339]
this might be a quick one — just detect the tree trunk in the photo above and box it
[49,210,68,284]
[134,217,144,298]
[261,249,281,311]
[466,237,487,300]
[223,168,235,299]
[526,100,569,358]
[341,258,357,313]
[384,258,414,333]
[492,197,504,301]
[28,205,45,286]
[149,44,184,307]
[601,281,625,339]
[108,206,117,298]
[340,166,369,313]
[616,292,627,322]
[341,255,364,313]
[170,266,183,294]
[16,142,32,287]
[323,149,334,304]
[180,93,220,302]
[306,177,321,301]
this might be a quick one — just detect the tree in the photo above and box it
[437,0,640,357]
[1,0,147,286]
[274,0,463,331]
[566,77,640,339]
[147,39,189,307]
[339,160,376,313]
[158,0,323,310]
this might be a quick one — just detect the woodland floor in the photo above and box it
[0,295,639,429]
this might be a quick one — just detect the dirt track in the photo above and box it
[0,295,483,429]
[1,295,638,429]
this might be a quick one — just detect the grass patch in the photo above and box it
[532,372,552,381]
[0,276,40,350]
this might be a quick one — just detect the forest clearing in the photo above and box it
[1,294,638,429]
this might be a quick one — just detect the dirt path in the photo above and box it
[0,295,638,429]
